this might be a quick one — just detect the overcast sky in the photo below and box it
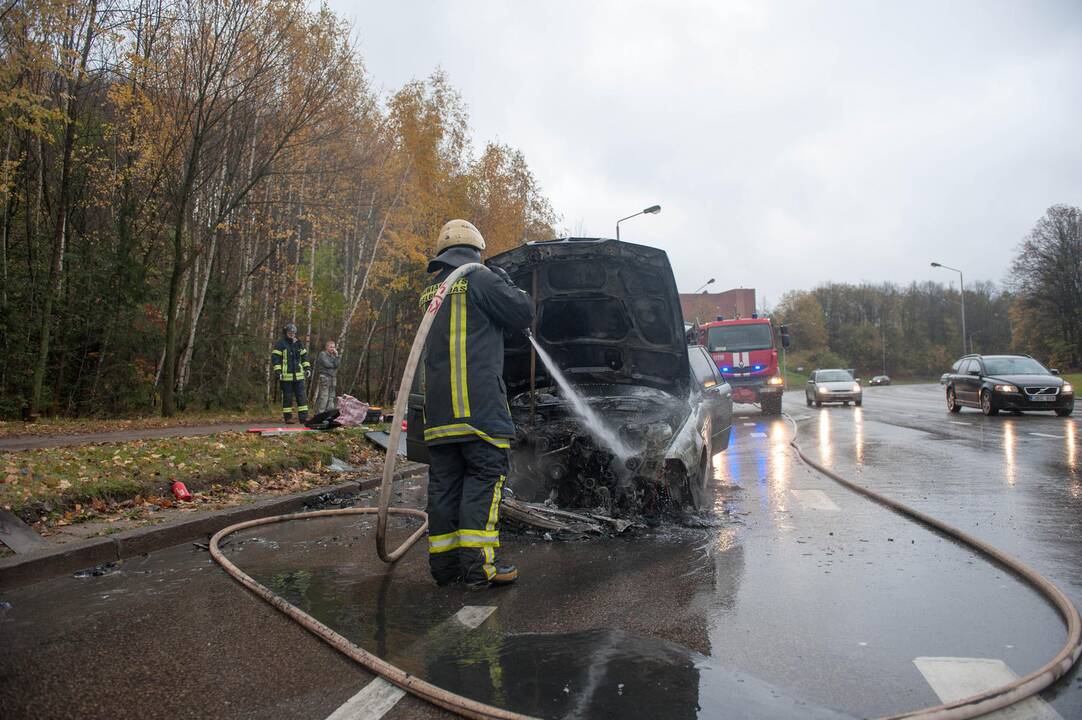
[329,0,1082,307]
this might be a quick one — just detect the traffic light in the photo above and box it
[779,324,791,349]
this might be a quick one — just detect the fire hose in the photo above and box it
[784,412,1081,719]
[211,262,539,720]
[209,259,1077,719]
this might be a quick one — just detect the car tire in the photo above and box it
[855,399,862,407]
[815,400,822,407]
[980,390,999,416]
[1056,407,1073,417]
[947,388,961,413]
[761,394,782,415]
[843,401,850,406]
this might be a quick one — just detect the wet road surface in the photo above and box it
[1,384,1079,718]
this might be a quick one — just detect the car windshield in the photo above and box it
[706,324,773,352]
[817,370,853,383]
[982,356,1049,375]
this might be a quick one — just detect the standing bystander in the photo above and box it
[312,340,340,414]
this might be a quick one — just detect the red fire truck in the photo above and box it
[696,316,785,414]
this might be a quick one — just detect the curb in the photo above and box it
[0,463,427,591]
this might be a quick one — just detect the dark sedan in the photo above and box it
[942,354,1074,417]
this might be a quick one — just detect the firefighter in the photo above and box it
[421,219,533,588]
[271,323,311,423]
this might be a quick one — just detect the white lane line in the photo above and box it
[324,605,496,720]
[750,432,767,438]
[325,679,405,720]
[742,422,756,426]
[453,605,497,629]
[1029,432,1064,439]
[791,489,840,511]
[913,657,1062,720]
[949,421,972,426]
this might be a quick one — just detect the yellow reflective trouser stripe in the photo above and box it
[449,293,470,418]
[423,423,510,449]
[483,546,495,580]
[428,529,499,554]
[486,475,504,533]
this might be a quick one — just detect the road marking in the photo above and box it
[913,657,1062,720]
[750,432,767,438]
[325,679,405,720]
[324,605,496,720]
[949,421,972,426]
[453,605,496,629]
[791,489,840,511]
[742,422,756,426]
[1029,432,1064,439]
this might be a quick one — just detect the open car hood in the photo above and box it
[489,238,691,397]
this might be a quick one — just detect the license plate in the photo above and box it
[1028,395,1055,402]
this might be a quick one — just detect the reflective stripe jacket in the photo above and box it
[271,337,310,381]
[420,246,533,448]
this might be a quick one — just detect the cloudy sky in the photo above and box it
[329,0,1082,307]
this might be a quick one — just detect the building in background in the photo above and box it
[680,288,756,323]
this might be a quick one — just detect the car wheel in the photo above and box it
[947,388,961,413]
[815,400,822,407]
[843,401,849,406]
[1056,407,1073,417]
[855,398,862,407]
[980,390,999,416]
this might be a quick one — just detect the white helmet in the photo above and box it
[436,219,485,254]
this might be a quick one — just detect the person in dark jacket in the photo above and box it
[421,219,533,588]
[271,324,311,423]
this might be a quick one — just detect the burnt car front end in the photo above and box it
[490,238,714,516]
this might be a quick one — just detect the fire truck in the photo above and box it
[695,315,786,414]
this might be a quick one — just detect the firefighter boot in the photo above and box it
[463,547,517,589]
[283,413,294,424]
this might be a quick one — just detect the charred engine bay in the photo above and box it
[509,384,690,518]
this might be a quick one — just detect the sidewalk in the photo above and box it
[0,422,273,452]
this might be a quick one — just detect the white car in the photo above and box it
[806,369,862,407]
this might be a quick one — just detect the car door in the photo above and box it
[688,347,725,446]
[704,352,732,449]
[957,359,980,405]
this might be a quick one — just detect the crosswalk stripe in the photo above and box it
[1029,432,1064,439]
[324,605,497,720]
[913,657,1062,719]
[324,679,405,720]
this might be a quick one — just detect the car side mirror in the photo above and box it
[807,379,814,384]
[1050,368,1060,375]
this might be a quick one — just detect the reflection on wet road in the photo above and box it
[1,384,1079,719]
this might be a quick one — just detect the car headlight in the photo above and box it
[852,383,861,393]
[1064,382,1074,394]
[767,376,783,385]
[817,386,826,394]
[994,384,1018,393]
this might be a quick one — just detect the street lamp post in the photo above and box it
[694,278,715,293]
[616,204,661,241]
[931,262,967,355]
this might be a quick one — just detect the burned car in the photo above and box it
[407,238,732,515]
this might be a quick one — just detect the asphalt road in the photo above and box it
[1,384,1079,719]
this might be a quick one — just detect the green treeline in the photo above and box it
[775,204,1082,379]
[0,0,556,418]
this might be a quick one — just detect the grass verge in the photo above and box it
[0,428,375,525]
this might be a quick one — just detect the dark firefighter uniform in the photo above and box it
[272,331,311,422]
[421,244,533,586]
